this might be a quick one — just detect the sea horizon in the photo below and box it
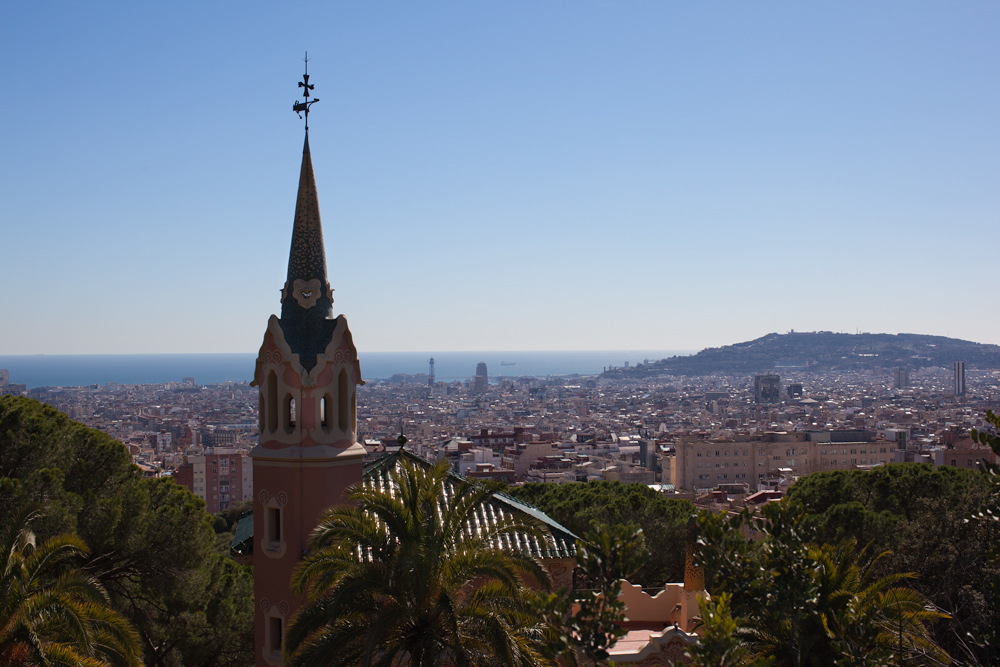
[0,350,694,389]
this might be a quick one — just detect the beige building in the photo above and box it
[500,441,560,478]
[665,432,895,491]
[933,438,998,470]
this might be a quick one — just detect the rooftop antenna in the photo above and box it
[293,52,320,131]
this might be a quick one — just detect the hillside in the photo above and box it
[609,332,1000,377]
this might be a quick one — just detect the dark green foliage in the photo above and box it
[508,480,693,586]
[968,410,1000,664]
[971,409,1000,525]
[0,396,253,667]
[787,463,1000,665]
[0,505,143,667]
[686,593,775,667]
[787,464,990,524]
[694,503,950,666]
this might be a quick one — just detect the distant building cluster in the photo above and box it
[10,354,998,515]
[0,369,27,396]
[22,378,258,510]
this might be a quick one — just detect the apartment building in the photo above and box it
[933,438,997,469]
[500,441,561,478]
[666,431,893,491]
[174,448,253,513]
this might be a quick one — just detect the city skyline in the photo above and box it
[2,1,998,355]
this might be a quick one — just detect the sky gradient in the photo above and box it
[1,1,997,354]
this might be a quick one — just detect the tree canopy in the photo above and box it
[786,463,999,664]
[508,480,693,587]
[0,396,253,667]
[694,502,950,666]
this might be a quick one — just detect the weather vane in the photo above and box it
[293,52,320,130]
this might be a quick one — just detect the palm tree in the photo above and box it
[0,506,142,667]
[739,539,950,666]
[285,457,553,667]
[819,540,950,666]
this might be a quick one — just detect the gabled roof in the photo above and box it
[365,448,579,560]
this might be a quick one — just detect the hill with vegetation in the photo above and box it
[609,331,1000,377]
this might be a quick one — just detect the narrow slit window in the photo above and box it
[338,370,349,432]
[283,394,294,433]
[350,391,357,432]
[266,371,278,434]
[321,394,331,429]
[269,616,283,655]
[268,507,281,544]
[258,392,265,431]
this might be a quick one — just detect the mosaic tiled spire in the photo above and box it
[282,134,331,314]
[278,133,338,372]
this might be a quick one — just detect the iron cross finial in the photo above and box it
[293,52,320,130]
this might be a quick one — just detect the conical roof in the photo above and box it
[283,133,329,295]
[279,132,339,372]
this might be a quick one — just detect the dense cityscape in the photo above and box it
[4,356,996,513]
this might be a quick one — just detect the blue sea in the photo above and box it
[0,350,692,388]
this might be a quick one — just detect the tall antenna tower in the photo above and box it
[428,358,435,387]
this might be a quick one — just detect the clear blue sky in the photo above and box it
[1,1,997,354]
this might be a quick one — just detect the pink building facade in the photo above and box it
[249,130,365,667]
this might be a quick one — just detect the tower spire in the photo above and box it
[250,57,364,667]
[280,61,336,371]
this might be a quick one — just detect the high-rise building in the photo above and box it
[428,357,435,386]
[754,374,780,404]
[249,82,365,665]
[954,361,966,396]
[474,362,488,393]
[173,448,253,513]
[893,367,909,390]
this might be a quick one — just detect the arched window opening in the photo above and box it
[338,370,349,432]
[321,394,332,430]
[350,391,357,433]
[266,614,283,658]
[267,507,281,545]
[258,391,265,432]
[266,371,278,434]
[283,394,295,434]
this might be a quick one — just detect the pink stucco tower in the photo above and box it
[249,127,365,666]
